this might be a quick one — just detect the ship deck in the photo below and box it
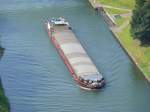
[51,25,103,79]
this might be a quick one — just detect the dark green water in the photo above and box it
[0,0,150,112]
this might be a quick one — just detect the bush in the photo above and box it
[0,79,10,112]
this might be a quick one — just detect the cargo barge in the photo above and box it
[46,17,105,90]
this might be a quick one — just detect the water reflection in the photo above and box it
[0,46,4,59]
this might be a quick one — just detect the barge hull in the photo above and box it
[46,20,104,89]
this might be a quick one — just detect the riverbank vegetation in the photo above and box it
[0,79,10,112]
[97,0,150,79]
[131,0,150,44]
[98,0,135,9]
[0,38,9,112]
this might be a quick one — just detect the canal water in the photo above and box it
[0,0,150,112]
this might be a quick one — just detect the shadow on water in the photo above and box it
[0,41,5,60]
[131,62,150,84]
[0,47,4,59]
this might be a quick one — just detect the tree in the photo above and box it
[131,0,150,44]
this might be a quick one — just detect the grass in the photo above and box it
[104,6,131,26]
[0,79,10,112]
[115,16,127,26]
[117,25,150,78]
[104,7,129,14]
[104,7,130,26]
[97,0,135,9]
[97,0,150,79]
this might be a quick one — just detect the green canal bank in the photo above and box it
[0,78,10,112]
[0,43,10,112]
[88,0,150,82]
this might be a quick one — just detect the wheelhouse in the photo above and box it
[79,74,105,88]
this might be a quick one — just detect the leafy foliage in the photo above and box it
[131,0,150,44]
[0,79,10,112]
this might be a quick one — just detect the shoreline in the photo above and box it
[88,0,150,83]
[0,78,10,112]
[0,44,10,112]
